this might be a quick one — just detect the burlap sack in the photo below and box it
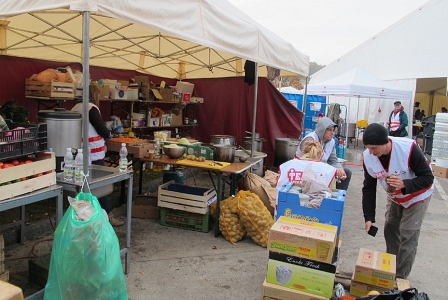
[263,170,279,187]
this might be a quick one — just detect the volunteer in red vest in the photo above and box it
[387,101,408,137]
[295,117,351,191]
[71,85,123,227]
[362,123,433,279]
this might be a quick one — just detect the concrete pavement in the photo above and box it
[4,145,448,299]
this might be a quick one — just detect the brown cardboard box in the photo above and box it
[354,248,396,289]
[132,195,160,219]
[92,84,110,100]
[170,111,183,126]
[432,165,448,178]
[262,280,327,300]
[0,279,24,299]
[350,278,388,297]
[158,87,173,102]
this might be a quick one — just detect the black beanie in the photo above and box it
[363,123,389,145]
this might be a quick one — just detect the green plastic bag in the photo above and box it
[44,192,128,300]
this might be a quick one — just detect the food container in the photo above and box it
[212,145,235,163]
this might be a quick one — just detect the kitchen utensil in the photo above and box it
[210,135,237,146]
[212,145,235,162]
[163,145,186,159]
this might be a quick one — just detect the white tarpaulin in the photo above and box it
[0,0,309,79]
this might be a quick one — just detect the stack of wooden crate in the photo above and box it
[157,181,217,232]
[0,234,8,282]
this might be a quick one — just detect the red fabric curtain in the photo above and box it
[0,56,302,167]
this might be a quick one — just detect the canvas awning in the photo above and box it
[0,0,309,79]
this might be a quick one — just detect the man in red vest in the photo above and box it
[361,123,433,279]
[387,101,408,137]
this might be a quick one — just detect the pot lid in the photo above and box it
[38,109,82,119]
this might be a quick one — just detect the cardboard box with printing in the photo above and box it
[354,248,396,289]
[262,280,326,300]
[350,277,389,297]
[268,216,338,263]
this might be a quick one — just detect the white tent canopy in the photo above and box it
[306,67,413,142]
[307,67,413,100]
[0,0,309,79]
[309,0,448,123]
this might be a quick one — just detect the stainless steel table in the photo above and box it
[55,165,133,274]
[0,185,63,244]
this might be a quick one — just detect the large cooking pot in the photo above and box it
[38,109,82,172]
[274,138,301,167]
[212,145,235,163]
[242,137,265,152]
[210,135,237,146]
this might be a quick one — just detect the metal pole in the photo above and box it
[82,12,90,191]
[301,76,309,138]
[250,63,259,157]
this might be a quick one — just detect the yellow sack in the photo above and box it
[236,190,274,247]
[219,197,246,244]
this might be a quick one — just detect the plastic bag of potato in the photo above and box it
[236,190,274,247]
[219,197,246,244]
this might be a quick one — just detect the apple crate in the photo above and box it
[158,181,217,214]
[0,121,47,160]
[160,207,212,233]
[25,79,75,99]
[0,152,56,202]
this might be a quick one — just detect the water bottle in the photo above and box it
[63,148,74,182]
[74,149,84,184]
[337,139,346,159]
[154,138,161,158]
[119,143,128,172]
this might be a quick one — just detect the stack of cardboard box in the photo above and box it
[349,248,396,297]
[262,216,339,299]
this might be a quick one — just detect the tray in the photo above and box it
[176,159,230,170]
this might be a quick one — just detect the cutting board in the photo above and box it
[176,159,230,170]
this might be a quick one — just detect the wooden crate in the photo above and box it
[25,79,75,99]
[0,152,56,202]
[105,140,154,158]
[158,181,217,214]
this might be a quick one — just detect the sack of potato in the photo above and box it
[210,201,217,221]
[244,171,274,214]
[235,190,274,247]
[263,170,279,187]
[219,196,246,244]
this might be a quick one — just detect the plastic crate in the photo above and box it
[28,254,51,287]
[160,207,212,232]
[0,121,47,160]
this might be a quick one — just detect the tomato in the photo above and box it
[1,164,13,169]
[24,160,33,164]
[11,159,19,166]
[21,177,26,181]
[19,161,25,165]
[43,170,52,175]
[35,173,43,177]
[0,162,3,167]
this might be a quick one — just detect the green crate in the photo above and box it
[160,207,212,233]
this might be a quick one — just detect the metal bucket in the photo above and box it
[274,138,301,167]
[38,109,82,172]
[210,135,237,146]
[242,137,264,152]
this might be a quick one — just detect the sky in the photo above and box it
[227,0,429,65]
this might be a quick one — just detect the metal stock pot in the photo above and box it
[212,145,235,162]
[274,138,301,167]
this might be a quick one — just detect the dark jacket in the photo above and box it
[387,110,408,137]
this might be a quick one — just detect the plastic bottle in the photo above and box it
[63,147,74,182]
[74,149,84,184]
[119,143,128,172]
[338,139,347,159]
[154,138,161,158]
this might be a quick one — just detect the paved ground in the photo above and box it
[3,144,448,299]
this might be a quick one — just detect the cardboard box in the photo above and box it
[110,87,127,100]
[158,181,217,214]
[350,279,389,297]
[266,251,337,298]
[181,93,191,103]
[132,195,160,219]
[262,280,327,300]
[171,111,183,126]
[276,182,346,235]
[268,216,337,263]
[127,88,138,100]
[0,279,24,299]
[432,164,448,178]
[354,248,396,289]
[158,87,173,102]
[190,96,204,103]
[175,81,194,94]
[92,84,110,100]
[105,140,154,159]
[149,117,161,127]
